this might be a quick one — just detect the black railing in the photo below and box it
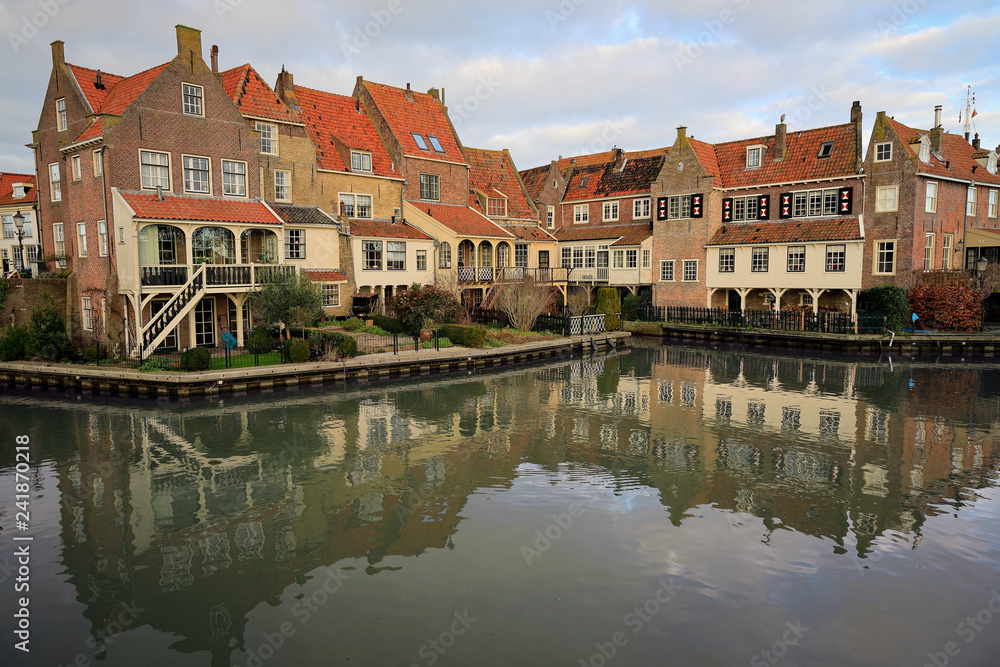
[141,266,188,286]
[206,265,252,286]
[635,306,886,335]
[469,308,622,335]
[142,268,205,352]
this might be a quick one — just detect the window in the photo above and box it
[274,171,291,201]
[25,245,38,264]
[387,241,405,270]
[257,122,277,154]
[875,240,895,274]
[573,247,584,268]
[77,222,87,257]
[683,260,697,281]
[926,182,938,213]
[515,244,528,267]
[660,260,674,281]
[322,284,340,307]
[612,249,624,269]
[817,141,834,158]
[809,190,823,216]
[585,246,596,268]
[71,154,81,181]
[488,198,506,216]
[284,229,305,259]
[82,297,93,331]
[93,150,102,177]
[363,240,382,269]
[642,248,651,269]
[419,174,439,200]
[787,246,805,272]
[183,155,210,194]
[967,187,977,216]
[427,135,445,153]
[339,193,373,218]
[211,160,243,198]
[634,198,651,219]
[573,204,589,224]
[801,293,814,307]
[919,143,930,163]
[54,223,65,266]
[119,227,125,244]
[876,186,898,212]
[719,248,735,272]
[924,233,934,270]
[411,133,429,151]
[56,98,67,131]
[182,83,203,116]
[875,142,892,161]
[732,195,758,222]
[579,176,589,189]
[1,216,11,238]
[751,247,768,272]
[439,242,452,268]
[351,151,372,172]
[603,201,619,222]
[666,195,694,219]
[12,185,24,199]
[746,146,762,169]
[98,220,108,257]
[990,190,998,218]
[826,244,845,272]
[416,249,427,270]
[942,235,953,269]
[49,163,61,201]
[793,192,806,217]
[546,206,554,229]
[140,150,170,191]
[561,247,572,268]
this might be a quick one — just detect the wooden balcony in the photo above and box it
[141,264,296,291]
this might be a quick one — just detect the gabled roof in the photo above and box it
[688,138,721,179]
[65,64,124,113]
[708,218,862,245]
[554,221,652,246]
[416,203,513,238]
[562,153,665,202]
[96,63,170,116]
[709,122,860,188]
[303,269,347,282]
[884,117,1000,186]
[465,147,535,219]
[120,192,282,225]
[519,164,554,201]
[61,62,167,144]
[222,64,298,124]
[348,218,433,240]
[554,147,668,172]
[0,174,37,207]
[503,224,556,242]
[269,203,337,226]
[71,118,103,144]
[362,80,464,162]
[294,85,397,176]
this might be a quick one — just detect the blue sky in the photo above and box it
[1,0,998,175]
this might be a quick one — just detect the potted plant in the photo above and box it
[420,318,436,342]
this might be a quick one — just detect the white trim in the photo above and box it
[402,154,469,168]
[874,142,892,162]
[60,134,103,153]
[221,159,249,198]
[873,239,896,275]
[274,170,291,202]
[716,174,864,192]
[138,148,172,192]
[659,259,675,281]
[682,258,699,281]
[561,194,651,206]
[315,167,404,182]
[181,82,205,117]
[875,185,898,212]
[241,114,305,128]
[181,153,212,195]
[256,121,278,155]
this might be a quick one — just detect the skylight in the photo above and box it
[411,133,429,151]
[579,176,589,188]
[428,135,445,153]
[817,141,834,158]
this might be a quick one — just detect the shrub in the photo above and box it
[248,326,273,354]
[286,337,310,363]
[82,345,108,363]
[367,325,391,336]
[595,288,622,331]
[139,356,176,372]
[621,294,641,321]
[343,317,365,332]
[0,325,30,361]
[440,323,488,348]
[180,346,212,371]
[373,315,407,334]
[422,336,453,349]
[28,295,71,361]
[393,285,460,332]
[909,284,982,331]
[859,286,910,332]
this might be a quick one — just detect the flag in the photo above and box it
[959,112,962,123]
[972,109,978,118]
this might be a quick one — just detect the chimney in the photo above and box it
[428,87,440,101]
[774,120,787,159]
[851,100,862,124]
[405,82,414,102]
[210,45,219,73]
[934,105,942,128]
[677,125,687,141]
[51,40,65,65]
[175,25,202,60]
[95,70,104,89]
[614,147,626,171]
[275,67,299,110]
[973,133,981,150]
[851,102,862,172]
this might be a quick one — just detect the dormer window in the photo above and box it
[746,145,764,169]
[182,83,204,116]
[427,135,445,153]
[13,185,25,199]
[487,198,506,216]
[411,133,429,151]
[919,143,930,163]
[875,142,892,162]
[351,151,372,172]
[817,141,834,159]
[989,154,997,175]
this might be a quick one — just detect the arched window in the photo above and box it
[138,225,184,266]
[479,241,493,267]
[497,242,511,268]
[193,227,236,264]
[439,241,452,268]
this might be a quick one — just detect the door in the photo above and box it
[194,298,215,347]
[597,249,609,281]
[538,250,549,281]
[150,299,178,351]
[728,290,742,311]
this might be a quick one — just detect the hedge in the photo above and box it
[180,346,211,371]
[440,323,488,348]
[301,329,359,358]
[373,315,408,334]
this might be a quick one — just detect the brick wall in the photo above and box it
[0,277,70,329]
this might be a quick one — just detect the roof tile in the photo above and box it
[120,192,282,225]
[0,174,38,207]
[221,64,298,124]
[885,117,1000,185]
[363,81,464,161]
[349,218,432,240]
[303,269,347,282]
[465,147,535,219]
[417,203,513,238]
[708,218,862,245]
[554,222,652,246]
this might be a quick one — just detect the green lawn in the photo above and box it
[208,352,284,370]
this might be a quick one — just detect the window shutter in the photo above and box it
[838,187,853,214]
[656,197,668,221]
[758,194,770,220]
[779,192,793,219]
[691,193,704,218]
[722,198,733,223]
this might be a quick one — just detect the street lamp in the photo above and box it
[976,255,988,288]
[12,210,29,278]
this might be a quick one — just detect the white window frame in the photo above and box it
[626,249,637,269]
[182,154,211,194]
[875,142,892,162]
[339,193,373,219]
[825,245,845,272]
[546,206,555,229]
[439,241,452,268]
[98,220,108,257]
[487,198,507,217]
[682,259,698,281]
[787,246,806,273]
[573,204,589,224]
[419,173,440,201]
[416,249,427,271]
[942,234,953,269]
[363,240,383,270]
[322,283,340,307]
[967,187,978,216]
[924,233,934,271]
[642,248,651,269]
[71,154,81,181]
[93,150,103,178]
[990,190,998,218]
[925,181,937,213]
[633,198,651,219]
[139,150,171,191]
[603,200,619,222]
[875,240,896,275]
[284,228,305,259]
[56,98,67,131]
[612,249,623,269]
[750,247,768,273]
[746,145,763,169]
[876,186,898,212]
[351,151,373,172]
[49,163,61,202]
[387,241,406,270]
[77,222,87,257]
[82,297,93,331]
[274,170,291,202]
[182,83,204,117]
[257,122,278,155]
[660,260,674,281]
[54,223,65,267]
[222,160,247,197]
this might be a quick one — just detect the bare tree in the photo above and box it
[496,279,556,331]
[565,287,592,316]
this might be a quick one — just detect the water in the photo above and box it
[2,340,1000,666]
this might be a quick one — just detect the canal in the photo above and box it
[2,340,1000,666]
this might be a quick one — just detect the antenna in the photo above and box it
[964,85,973,141]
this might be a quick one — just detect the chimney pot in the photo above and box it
[210,45,219,73]
[677,125,687,140]
[775,121,787,158]
[973,133,981,150]
[850,101,862,124]
[934,105,943,129]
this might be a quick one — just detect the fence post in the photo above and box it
[435,329,440,352]
[393,333,398,355]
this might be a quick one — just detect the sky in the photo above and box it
[1,0,999,177]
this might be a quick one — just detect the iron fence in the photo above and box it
[635,305,885,334]
[470,308,623,335]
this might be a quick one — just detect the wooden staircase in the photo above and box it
[137,264,207,358]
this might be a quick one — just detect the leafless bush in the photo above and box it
[496,279,556,331]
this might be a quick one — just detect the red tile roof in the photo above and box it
[269,203,337,226]
[72,118,103,144]
[120,192,283,225]
[0,174,37,207]
[562,153,664,202]
[362,80,464,162]
[554,222,652,246]
[519,164,553,201]
[66,64,124,113]
[503,224,556,242]
[465,147,536,220]
[294,85,397,176]
[708,218,862,245]
[417,203,513,238]
[222,64,298,124]
[303,269,347,282]
[885,117,1000,186]
[97,63,170,115]
[688,138,721,179]
[349,219,432,240]
[554,147,668,172]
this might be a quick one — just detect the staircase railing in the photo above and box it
[138,264,207,358]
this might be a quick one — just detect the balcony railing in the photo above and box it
[141,264,295,289]
[458,266,571,283]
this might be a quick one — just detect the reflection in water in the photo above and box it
[2,342,1000,666]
